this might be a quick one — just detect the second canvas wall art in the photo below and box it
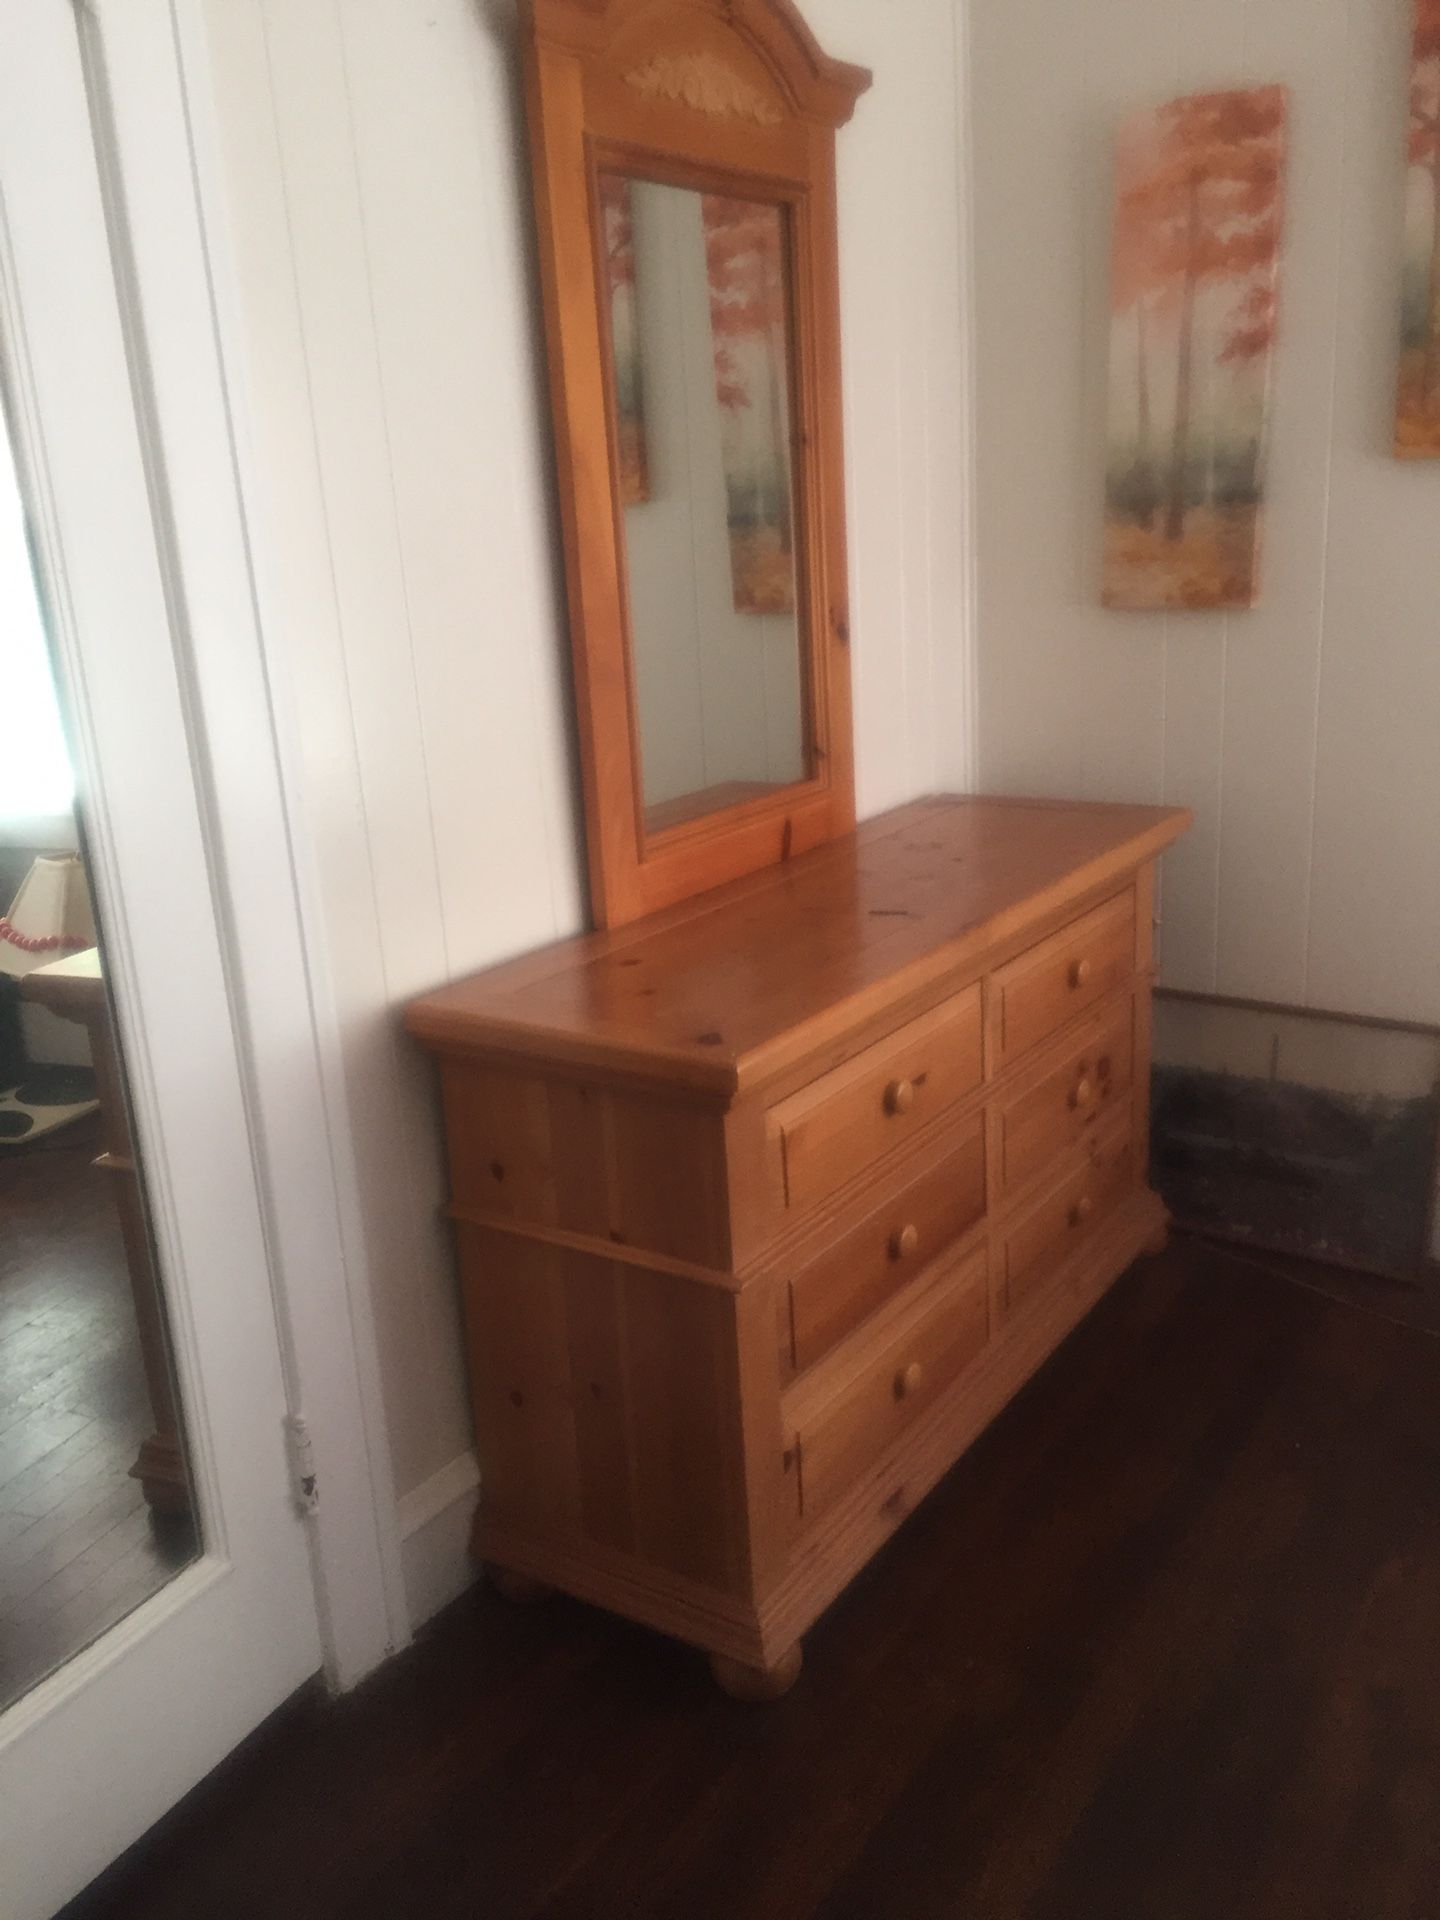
[1103,85,1288,611]
[1398,0,1440,455]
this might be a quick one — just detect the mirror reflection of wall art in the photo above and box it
[701,194,796,616]
[1102,85,1287,611]
[600,174,806,835]
[599,174,650,504]
[1397,0,1440,457]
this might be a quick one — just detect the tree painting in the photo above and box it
[700,194,796,615]
[1397,0,1440,456]
[1103,86,1287,611]
[599,174,649,504]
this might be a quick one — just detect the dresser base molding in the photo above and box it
[476,1519,775,1668]
[478,1186,1166,1682]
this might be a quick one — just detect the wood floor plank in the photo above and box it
[0,1480,149,1607]
[56,1238,1440,1920]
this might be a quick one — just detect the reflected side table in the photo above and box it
[22,948,190,1517]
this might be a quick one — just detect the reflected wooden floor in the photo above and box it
[64,1235,1440,1920]
[0,1121,194,1710]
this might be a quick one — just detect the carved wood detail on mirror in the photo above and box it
[521,0,871,927]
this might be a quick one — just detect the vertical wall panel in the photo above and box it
[821,0,972,813]
[1210,0,1347,1004]
[1156,0,1251,993]
[1306,0,1440,1019]
[971,0,1168,818]
[831,5,920,814]
[338,0,585,970]
[199,0,461,1495]
[256,0,474,1488]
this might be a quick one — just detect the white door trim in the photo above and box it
[73,0,411,1687]
[1,5,328,1907]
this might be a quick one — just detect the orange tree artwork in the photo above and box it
[1103,86,1287,611]
[1398,0,1440,456]
[701,194,796,617]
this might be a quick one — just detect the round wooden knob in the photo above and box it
[889,1222,920,1261]
[884,1078,915,1116]
[1069,956,1092,989]
[1069,1194,1094,1228]
[894,1360,924,1400]
[1070,1075,1095,1111]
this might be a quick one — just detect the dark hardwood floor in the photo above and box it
[63,1235,1440,1920]
[0,1121,195,1710]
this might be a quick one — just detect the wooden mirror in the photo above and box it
[522,0,870,927]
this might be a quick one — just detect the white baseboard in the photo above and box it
[396,1451,480,1631]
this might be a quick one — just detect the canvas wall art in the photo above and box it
[599,173,650,505]
[701,193,796,616]
[1102,85,1287,611]
[1398,0,1440,456]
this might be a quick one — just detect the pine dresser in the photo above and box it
[405,793,1190,1696]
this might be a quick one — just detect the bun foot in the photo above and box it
[487,1565,554,1605]
[709,1641,802,1701]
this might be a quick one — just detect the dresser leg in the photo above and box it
[1143,1213,1171,1257]
[487,1565,554,1605]
[709,1641,803,1701]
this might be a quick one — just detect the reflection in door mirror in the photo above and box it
[0,373,197,1715]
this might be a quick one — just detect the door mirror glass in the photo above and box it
[0,370,198,1714]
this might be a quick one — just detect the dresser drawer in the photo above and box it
[766,987,983,1218]
[996,996,1134,1201]
[783,1116,986,1376]
[992,891,1136,1068]
[792,1246,989,1521]
[997,1117,1134,1319]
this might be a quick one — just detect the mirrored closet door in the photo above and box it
[0,9,322,1916]
[0,385,199,1713]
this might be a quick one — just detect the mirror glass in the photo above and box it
[0,358,198,1713]
[599,173,809,836]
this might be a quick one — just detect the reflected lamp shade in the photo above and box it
[0,853,95,980]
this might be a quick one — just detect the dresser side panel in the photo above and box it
[456,1223,755,1596]
[441,1058,734,1266]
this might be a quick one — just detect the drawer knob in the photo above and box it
[884,1078,915,1116]
[1069,1194,1094,1228]
[889,1222,920,1261]
[894,1360,924,1401]
[1068,956,1092,990]
[1070,1075,1095,1112]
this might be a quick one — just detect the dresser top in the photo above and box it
[404,795,1190,1095]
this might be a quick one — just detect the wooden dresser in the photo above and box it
[406,794,1190,1695]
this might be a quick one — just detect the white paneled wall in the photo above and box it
[198,0,578,1514]
[197,0,972,1536]
[970,0,1440,1023]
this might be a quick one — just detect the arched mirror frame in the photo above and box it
[522,0,870,927]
